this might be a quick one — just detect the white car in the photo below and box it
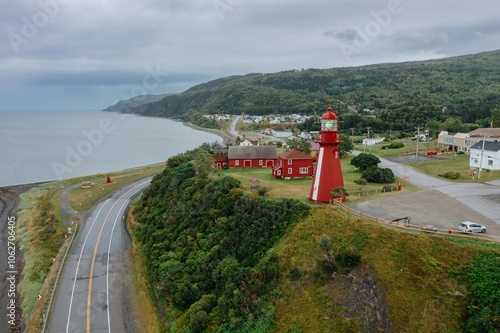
[458,221,486,233]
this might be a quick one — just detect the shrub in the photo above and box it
[387,142,404,149]
[330,187,349,199]
[354,178,368,186]
[382,185,397,192]
[363,166,395,183]
[438,171,461,179]
[350,153,381,171]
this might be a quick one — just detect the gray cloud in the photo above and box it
[1,0,499,110]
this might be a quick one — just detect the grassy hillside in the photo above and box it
[130,148,500,332]
[124,50,500,131]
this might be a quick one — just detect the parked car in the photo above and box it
[458,221,486,233]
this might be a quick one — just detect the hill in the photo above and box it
[103,93,174,113]
[113,50,500,131]
[129,147,500,332]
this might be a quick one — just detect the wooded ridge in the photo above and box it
[107,50,500,131]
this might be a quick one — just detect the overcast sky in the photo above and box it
[1,0,499,111]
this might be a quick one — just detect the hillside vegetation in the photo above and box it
[130,148,500,332]
[114,50,500,131]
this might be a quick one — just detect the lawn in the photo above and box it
[220,155,418,204]
[68,163,165,211]
[354,139,500,182]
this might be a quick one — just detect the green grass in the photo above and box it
[220,156,418,204]
[68,163,165,211]
[354,140,500,182]
[275,206,499,332]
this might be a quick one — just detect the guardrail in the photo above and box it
[332,201,500,244]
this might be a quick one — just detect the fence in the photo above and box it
[332,201,500,244]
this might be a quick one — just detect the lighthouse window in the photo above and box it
[299,167,308,174]
[335,151,338,159]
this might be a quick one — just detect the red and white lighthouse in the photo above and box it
[309,107,345,202]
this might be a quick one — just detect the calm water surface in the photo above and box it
[0,111,221,187]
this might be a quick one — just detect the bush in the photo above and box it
[386,142,404,149]
[330,187,349,199]
[438,171,461,179]
[350,153,381,171]
[382,185,397,192]
[363,166,395,183]
[354,178,368,186]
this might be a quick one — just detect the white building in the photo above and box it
[273,129,293,138]
[469,141,500,171]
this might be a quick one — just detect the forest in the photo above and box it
[130,148,310,332]
[114,50,500,132]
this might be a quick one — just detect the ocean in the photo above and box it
[0,110,222,187]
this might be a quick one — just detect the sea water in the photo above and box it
[0,110,222,187]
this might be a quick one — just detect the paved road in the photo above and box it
[48,178,151,333]
[351,151,500,238]
[378,156,500,225]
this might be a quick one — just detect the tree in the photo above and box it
[191,148,214,179]
[491,108,500,127]
[285,137,311,154]
[339,134,354,158]
[350,153,380,171]
[363,166,395,183]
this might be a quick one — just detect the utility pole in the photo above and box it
[478,135,486,181]
[415,126,421,162]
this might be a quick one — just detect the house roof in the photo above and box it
[470,140,500,151]
[228,146,278,159]
[212,155,228,162]
[310,141,320,150]
[279,149,313,160]
[469,128,500,138]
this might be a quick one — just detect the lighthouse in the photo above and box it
[309,107,345,203]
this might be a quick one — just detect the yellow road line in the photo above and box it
[86,182,147,333]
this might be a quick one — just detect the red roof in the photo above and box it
[322,106,338,120]
[212,155,228,162]
[278,149,313,160]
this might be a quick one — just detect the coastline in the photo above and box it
[0,117,230,332]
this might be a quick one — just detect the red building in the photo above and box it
[212,155,228,169]
[309,107,345,202]
[273,149,313,179]
[228,146,277,168]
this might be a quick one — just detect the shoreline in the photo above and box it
[0,117,230,332]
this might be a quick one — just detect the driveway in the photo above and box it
[352,152,500,237]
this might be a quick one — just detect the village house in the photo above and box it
[228,146,277,168]
[212,155,228,169]
[272,129,293,138]
[239,138,259,146]
[273,149,313,179]
[211,142,227,155]
[469,141,500,171]
[438,128,500,153]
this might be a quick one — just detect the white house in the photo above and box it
[469,141,500,171]
[273,129,293,138]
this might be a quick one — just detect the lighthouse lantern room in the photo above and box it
[309,107,345,203]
